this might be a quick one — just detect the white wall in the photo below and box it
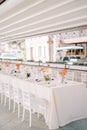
[25,36,49,62]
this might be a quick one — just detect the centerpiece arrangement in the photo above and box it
[25,66,31,78]
[39,64,51,82]
[15,63,21,69]
[59,69,67,83]
[44,69,51,81]
[4,61,10,67]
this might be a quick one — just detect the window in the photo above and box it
[38,46,41,57]
[30,47,34,60]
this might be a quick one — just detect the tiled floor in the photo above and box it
[0,102,87,130]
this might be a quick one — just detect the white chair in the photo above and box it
[21,88,48,127]
[3,75,13,110]
[65,71,74,81]
[21,89,32,127]
[11,77,22,118]
[81,73,87,86]
[0,78,4,104]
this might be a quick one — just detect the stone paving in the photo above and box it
[0,101,48,130]
[0,101,87,130]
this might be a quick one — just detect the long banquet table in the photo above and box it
[0,72,87,130]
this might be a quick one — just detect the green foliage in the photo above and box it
[8,39,25,49]
[27,60,34,62]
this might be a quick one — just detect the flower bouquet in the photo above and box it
[15,63,21,69]
[25,66,31,78]
[59,69,67,83]
[39,66,51,82]
[43,68,51,81]
[44,75,51,81]
[4,62,10,67]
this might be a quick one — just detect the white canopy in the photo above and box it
[0,0,87,42]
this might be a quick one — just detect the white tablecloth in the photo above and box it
[53,82,87,127]
[0,73,87,129]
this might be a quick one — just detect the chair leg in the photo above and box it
[13,102,16,112]
[22,108,25,122]
[4,96,7,106]
[29,109,32,127]
[9,98,11,110]
[18,103,20,118]
[1,94,3,104]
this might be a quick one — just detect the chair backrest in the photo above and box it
[81,73,87,83]
[65,71,74,81]
[11,77,21,101]
[21,88,31,109]
[0,76,4,93]
[3,75,12,97]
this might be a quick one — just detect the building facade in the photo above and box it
[25,28,87,62]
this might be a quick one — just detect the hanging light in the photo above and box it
[47,35,54,44]
[47,40,54,44]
